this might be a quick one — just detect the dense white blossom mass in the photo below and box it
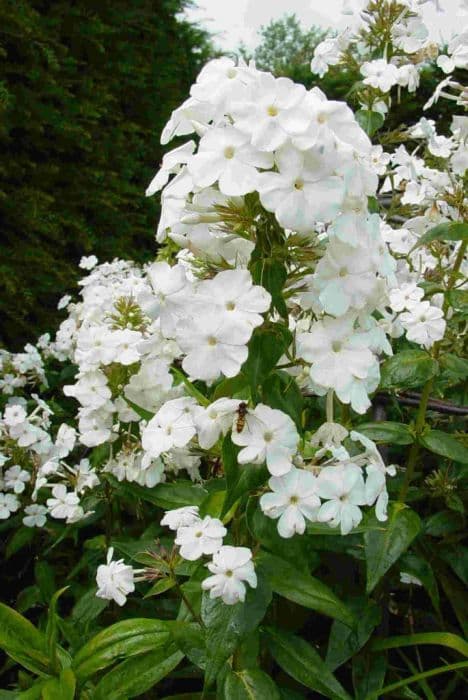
[0,0,466,608]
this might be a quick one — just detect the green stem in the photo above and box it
[326,389,334,423]
[173,577,205,628]
[398,378,432,502]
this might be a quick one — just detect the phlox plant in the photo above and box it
[0,1,467,698]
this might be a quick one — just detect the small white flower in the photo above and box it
[142,397,199,460]
[54,424,77,459]
[177,313,252,383]
[188,125,273,196]
[3,404,27,427]
[0,492,20,519]
[202,545,257,604]
[23,504,48,528]
[389,282,424,312]
[96,547,135,606]
[361,60,399,93]
[57,294,72,310]
[46,484,80,520]
[232,404,299,476]
[4,465,30,494]
[195,398,240,449]
[175,515,226,560]
[161,505,200,531]
[400,301,446,349]
[316,464,366,535]
[79,255,98,270]
[260,467,320,538]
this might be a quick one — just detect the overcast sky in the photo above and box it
[184,0,461,52]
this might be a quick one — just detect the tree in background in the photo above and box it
[0,0,212,349]
[245,13,326,83]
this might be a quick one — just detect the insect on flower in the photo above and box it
[235,401,248,434]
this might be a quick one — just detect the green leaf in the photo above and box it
[73,618,172,680]
[370,631,468,657]
[420,430,468,464]
[171,367,209,406]
[352,652,387,700]
[439,353,468,379]
[242,323,292,392]
[399,552,440,612]
[262,371,304,430]
[124,397,154,421]
[221,435,268,517]
[380,350,438,390]
[144,577,176,598]
[257,551,355,628]
[41,669,76,700]
[264,627,352,700]
[251,258,288,319]
[92,646,184,700]
[46,587,68,672]
[355,109,384,136]
[424,510,463,537]
[410,222,468,251]
[326,598,381,670]
[70,587,108,625]
[109,477,207,510]
[34,561,56,603]
[224,668,281,699]
[354,422,413,445]
[5,526,35,559]
[0,602,50,676]
[212,374,249,401]
[364,503,421,593]
[170,621,206,670]
[201,573,272,686]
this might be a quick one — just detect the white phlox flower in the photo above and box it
[202,545,257,604]
[175,515,227,560]
[141,397,200,461]
[195,398,242,449]
[96,547,135,606]
[361,60,399,93]
[260,467,321,538]
[232,403,299,476]
[316,463,367,535]
[161,505,200,531]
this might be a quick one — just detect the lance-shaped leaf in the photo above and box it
[73,618,172,680]
[224,668,281,699]
[0,603,50,676]
[92,646,184,700]
[365,503,421,593]
[264,627,352,700]
[257,551,355,628]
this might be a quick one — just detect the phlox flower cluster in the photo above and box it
[161,505,257,605]
[0,399,97,527]
[311,1,440,101]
